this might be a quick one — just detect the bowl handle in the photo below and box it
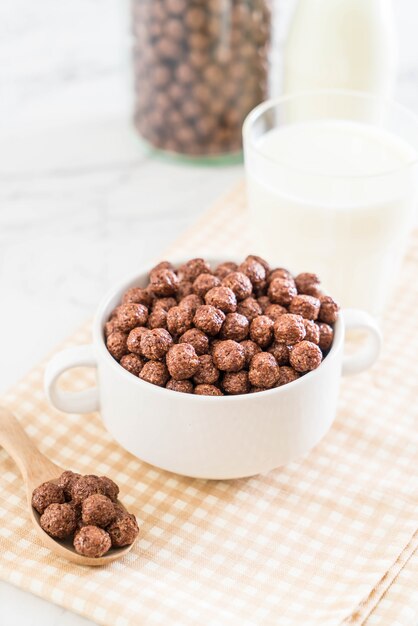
[342,309,382,376]
[44,345,99,413]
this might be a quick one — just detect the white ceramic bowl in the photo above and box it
[44,258,381,479]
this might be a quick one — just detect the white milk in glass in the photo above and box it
[246,120,417,315]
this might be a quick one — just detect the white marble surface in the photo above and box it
[0,0,417,624]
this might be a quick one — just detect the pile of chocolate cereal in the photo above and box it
[32,472,139,558]
[105,256,339,396]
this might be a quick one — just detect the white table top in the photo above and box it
[1,0,417,624]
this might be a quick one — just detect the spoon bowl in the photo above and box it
[0,406,135,566]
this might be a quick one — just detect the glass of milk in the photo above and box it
[243,90,418,317]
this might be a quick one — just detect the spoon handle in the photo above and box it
[0,406,59,484]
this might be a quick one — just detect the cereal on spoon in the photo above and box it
[32,472,139,558]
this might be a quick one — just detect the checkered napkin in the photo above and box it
[0,183,417,626]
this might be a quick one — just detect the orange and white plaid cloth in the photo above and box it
[0,183,417,626]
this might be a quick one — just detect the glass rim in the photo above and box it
[242,89,418,180]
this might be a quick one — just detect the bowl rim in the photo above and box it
[93,256,344,402]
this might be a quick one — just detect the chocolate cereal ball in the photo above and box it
[319,295,339,324]
[167,305,194,336]
[140,328,173,359]
[214,261,238,280]
[205,286,237,313]
[268,278,297,306]
[147,307,168,330]
[177,280,194,300]
[289,295,320,320]
[104,319,115,338]
[149,268,179,296]
[222,271,252,301]
[120,353,145,376]
[153,297,177,312]
[107,511,139,548]
[193,354,220,385]
[265,303,287,321]
[179,328,209,355]
[246,255,270,275]
[237,297,262,321]
[126,326,148,354]
[139,361,170,387]
[240,339,262,366]
[40,503,77,539]
[239,258,266,288]
[114,303,148,332]
[71,475,106,505]
[166,379,194,393]
[318,323,334,351]
[302,319,320,345]
[250,315,274,348]
[212,340,245,372]
[290,341,323,373]
[122,287,153,308]
[249,352,279,388]
[222,371,250,395]
[82,494,117,528]
[73,525,112,558]
[32,482,65,514]
[99,476,119,502]
[179,294,204,313]
[166,343,199,380]
[193,273,220,297]
[268,341,289,365]
[277,366,300,386]
[104,317,116,335]
[274,314,306,345]
[268,268,292,283]
[194,384,223,396]
[178,258,211,282]
[193,305,225,336]
[57,471,81,501]
[220,313,249,341]
[106,331,128,361]
[257,296,271,313]
[294,272,321,297]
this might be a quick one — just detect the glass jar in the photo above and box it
[131,0,271,160]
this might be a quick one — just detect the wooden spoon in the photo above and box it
[0,406,135,566]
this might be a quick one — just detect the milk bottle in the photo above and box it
[283,0,398,97]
